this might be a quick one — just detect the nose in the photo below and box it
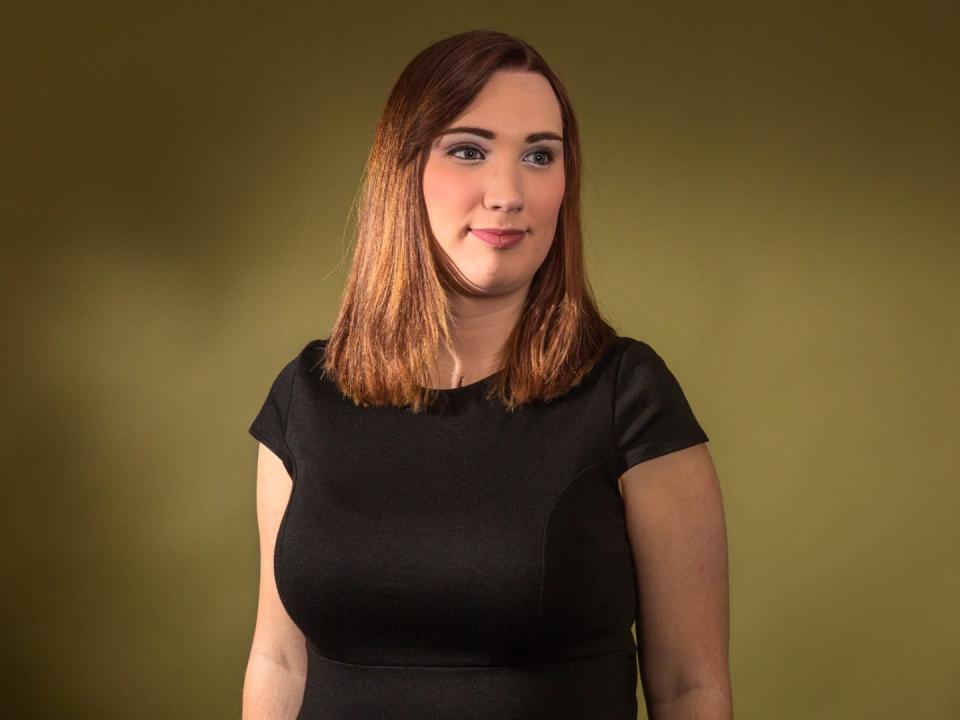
[482,160,524,213]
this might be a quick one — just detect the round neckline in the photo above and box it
[423,368,503,396]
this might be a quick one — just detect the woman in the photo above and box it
[242,29,731,720]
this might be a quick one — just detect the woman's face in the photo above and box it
[422,70,566,297]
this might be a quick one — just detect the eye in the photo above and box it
[446,144,556,166]
[447,144,485,162]
[525,148,555,166]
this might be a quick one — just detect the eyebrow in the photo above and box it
[441,126,564,144]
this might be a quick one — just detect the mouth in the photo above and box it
[469,228,526,248]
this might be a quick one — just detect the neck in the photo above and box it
[431,285,528,389]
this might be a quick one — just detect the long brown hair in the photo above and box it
[323,29,619,412]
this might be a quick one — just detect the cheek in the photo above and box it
[531,174,565,253]
[546,172,566,210]
[531,172,566,225]
[423,162,471,220]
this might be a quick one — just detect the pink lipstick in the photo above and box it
[470,228,526,248]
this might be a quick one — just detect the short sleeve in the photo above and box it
[249,353,300,479]
[614,339,709,473]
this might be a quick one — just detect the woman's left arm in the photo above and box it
[620,443,733,720]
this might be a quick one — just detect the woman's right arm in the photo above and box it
[242,443,307,719]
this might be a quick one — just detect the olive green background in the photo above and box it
[3,2,958,718]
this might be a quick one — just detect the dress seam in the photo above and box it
[307,645,637,670]
[278,348,303,479]
[534,450,620,621]
[272,347,304,623]
[610,337,630,476]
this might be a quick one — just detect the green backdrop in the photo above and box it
[3,1,958,718]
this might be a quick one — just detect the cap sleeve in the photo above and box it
[249,352,301,479]
[614,339,709,473]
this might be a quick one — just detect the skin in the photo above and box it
[245,68,731,719]
[421,69,565,388]
[621,445,733,718]
[422,69,732,714]
[243,445,307,719]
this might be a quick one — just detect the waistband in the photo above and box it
[297,643,639,719]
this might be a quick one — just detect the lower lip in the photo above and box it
[471,229,526,248]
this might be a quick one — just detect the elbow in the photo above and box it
[647,680,733,720]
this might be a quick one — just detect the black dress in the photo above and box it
[249,335,709,719]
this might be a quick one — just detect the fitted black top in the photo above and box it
[249,335,709,719]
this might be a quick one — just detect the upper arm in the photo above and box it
[620,442,730,704]
[248,442,307,677]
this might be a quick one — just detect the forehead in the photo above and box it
[447,70,563,137]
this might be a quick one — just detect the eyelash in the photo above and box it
[446,144,556,166]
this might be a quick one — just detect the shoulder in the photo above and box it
[258,337,329,398]
[278,337,329,374]
[612,335,665,380]
[612,335,701,402]
[299,337,329,372]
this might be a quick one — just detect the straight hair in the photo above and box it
[323,29,619,412]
